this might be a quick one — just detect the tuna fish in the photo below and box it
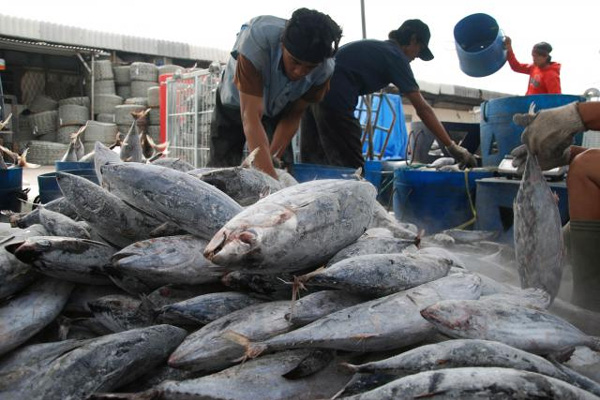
[56,171,163,248]
[204,179,377,273]
[326,236,417,267]
[514,151,565,301]
[285,289,366,327]
[342,339,600,396]
[93,141,123,186]
[151,157,195,172]
[38,208,90,239]
[340,367,599,400]
[6,236,115,285]
[109,235,225,288]
[23,325,187,400]
[0,278,73,357]
[299,253,451,297]
[420,299,600,355]
[227,273,481,356]
[100,163,243,240]
[157,291,264,326]
[88,294,154,332]
[0,245,39,300]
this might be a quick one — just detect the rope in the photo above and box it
[452,168,478,230]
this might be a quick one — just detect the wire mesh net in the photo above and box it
[165,69,220,167]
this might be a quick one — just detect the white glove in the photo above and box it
[445,142,477,168]
[512,102,585,170]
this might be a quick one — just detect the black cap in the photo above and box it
[398,19,433,61]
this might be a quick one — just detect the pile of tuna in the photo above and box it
[1,142,599,400]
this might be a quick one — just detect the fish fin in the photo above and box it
[0,234,16,245]
[351,333,378,342]
[339,362,359,373]
[259,186,271,199]
[241,147,260,168]
[552,191,560,205]
[546,346,576,363]
[281,349,335,379]
[89,391,158,400]
[223,330,267,359]
[590,337,600,353]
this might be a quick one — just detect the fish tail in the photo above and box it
[339,362,359,373]
[223,330,267,359]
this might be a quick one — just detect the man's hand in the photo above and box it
[445,142,477,168]
[512,102,585,170]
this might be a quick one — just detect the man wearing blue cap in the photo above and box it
[300,19,477,169]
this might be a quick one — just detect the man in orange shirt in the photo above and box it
[504,37,561,95]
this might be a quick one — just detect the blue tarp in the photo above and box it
[356,93,408,160]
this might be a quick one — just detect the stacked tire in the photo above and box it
[57,97,90,144]
[28,94,58,142]
[147,85,160,142]
[90,60,119,118]
[130,62,158,98]
[26,141,69,165]
[83,120,119,153]
[114,65,132,101]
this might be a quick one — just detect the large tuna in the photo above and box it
[100,163,243,240]
[514,151,565,301]
[204,179,377,273]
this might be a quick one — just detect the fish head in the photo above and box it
[204,226,263,267]
[10,238,51,264]
[420,301,474,333]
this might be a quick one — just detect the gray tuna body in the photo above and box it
[57,172,162,248]
[93,141,122,186]
[204,179,376,273]
[25,325,187,400]
[151,157,195,172]
[0,246,38,300]
[245,273,481,354]
[305,253,450,297]
[514,152,564,301]
[481,287,552,309]
[286,290,366,327]
[169,300,293,372]
[38,208,90,239]
[110,235,225,287]
[157,291,264,326]
[120,121,144,163]
[9,197,77,229]
[326,236,416,267]
[421,299,600,355]
[7,236,115,285]
[342,367,599,400]
[157,349,353,400]
[101,163,243,240]
[368,201,418,240]
[192,166,283,206]
[0,278,73,357]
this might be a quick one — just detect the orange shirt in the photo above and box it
[507,50,561,95]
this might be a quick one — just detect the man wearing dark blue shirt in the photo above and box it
[300,19,476,169]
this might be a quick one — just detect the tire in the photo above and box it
[59,105,89,126]
[124,97,148,107]
[84,121,119,143]
[58,96,91,108]
[93,79,116,95]
[113,65,131,85]
[130,62,158,82]
[116,85,131,99]
[26,140,69,165]
[115,104,147,125]
[94,60,114,81]
[96,113,116,123]
[93,94,124,114]
[29,95,58,113]
[131,81,156,98]
[30,111,58,137]
[58,125,83,144]
[149,107,160,125]
[147,86,160,107]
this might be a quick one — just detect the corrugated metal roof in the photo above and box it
[0,13,229,62]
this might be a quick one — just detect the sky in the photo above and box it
[3,0,600,97]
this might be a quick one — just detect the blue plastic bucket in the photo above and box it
[0,166,23,212]
[292,163,357,183]
[55,161,94,171]
[454,13,506,77]
[37,169,99,204]
[393,169,494,234]
[480,94,586,166]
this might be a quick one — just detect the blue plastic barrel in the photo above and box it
[480,94,585,166]
[454,13,506,77]
[55,161,94,171]
[0,166,23,212]
[37,169,99,204]
[292,163,357,183]
[393,169,494,234]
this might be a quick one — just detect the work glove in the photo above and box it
[511,102,585,171]
[445,142,477,169]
